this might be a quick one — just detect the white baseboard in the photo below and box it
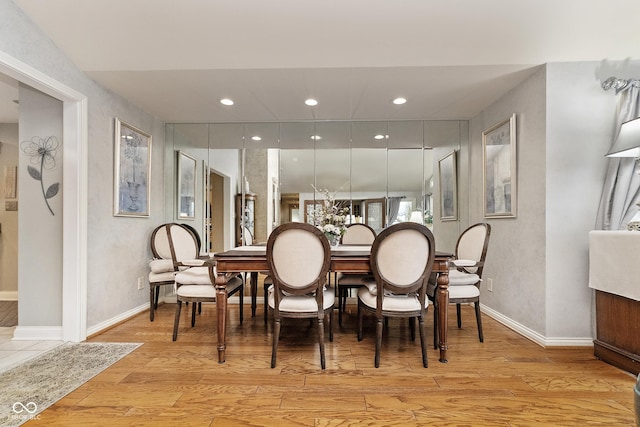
[13,326,63,341]
[86,302,148,337]
[0,291,18,301]
[480,304,593,347]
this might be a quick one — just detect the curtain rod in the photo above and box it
[601,76,640,93]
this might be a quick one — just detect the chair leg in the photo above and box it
[149,286,155,322]
[154,286,160,309]
[433,304,439,349]
[456,303,462,328]
[198,302,202,314]
[191,302,197,327]
[357,301,363,341]
[338,287,344,326]
[375,317,383,368]
[318,316,326,369]
[410,317,416,341]
[239,286,244,325]
[172,301,182,341]
[328,310,333,342]
[418,315,428,368]
[264,283,269,324]
[475,302,484,342]
[271,317,281,368]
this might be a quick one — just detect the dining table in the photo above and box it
[212,244,453,364]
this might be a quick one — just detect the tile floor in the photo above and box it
[0,327,63,374]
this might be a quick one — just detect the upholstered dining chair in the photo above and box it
[428,223,491,345]
[357,222,435,368]
[335,223,376,325]
[172,265,244,341]
[267,222,334,369]
[148,223,202,321]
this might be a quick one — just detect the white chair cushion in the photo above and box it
[181,259,205,267]
[149,270,176,283]
[448,284,480,299]
[149,258,174,273]
[448,269,480,286]
[268,287,335,313]
[450,259,477,268]
[358,286,426,312]
[176,284,216,298]
[175,266,211,285]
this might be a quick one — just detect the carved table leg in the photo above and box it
[436,265,450,363]
[215,273,228,364]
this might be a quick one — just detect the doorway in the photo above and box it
[209,170,225,252]
[0,51,87,342]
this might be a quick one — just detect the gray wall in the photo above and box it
[0,0,166,331]
[471,61,635,343]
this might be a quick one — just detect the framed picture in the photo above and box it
[113,118,152,217]
[483,114,517,218]
[438,151,457,221]
[177,150,197,220]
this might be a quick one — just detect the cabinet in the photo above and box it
[589,230,640,374]
[235,193,256,246]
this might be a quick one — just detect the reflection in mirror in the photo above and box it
[208,123,243,251]
[242,123,279,245]
[423,149,434,228]
[280,122,315,224]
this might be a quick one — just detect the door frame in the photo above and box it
[0,51,88,342]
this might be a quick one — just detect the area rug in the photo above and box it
[0,342,141,426]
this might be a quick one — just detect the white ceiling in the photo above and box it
[4,0,639,124]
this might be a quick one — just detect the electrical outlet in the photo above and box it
[486,278,493,292]
[137,276,145,290]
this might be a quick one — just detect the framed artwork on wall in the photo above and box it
[483,114,517,218]
[438,150,457,221]
[177,150,197,220]
[113,118,152,217]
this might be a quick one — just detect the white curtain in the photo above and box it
[386,197,403,225]
[595,85,640,230]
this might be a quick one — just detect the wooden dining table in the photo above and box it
[212,244,453,364]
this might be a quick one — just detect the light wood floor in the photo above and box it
[29,302,636,426]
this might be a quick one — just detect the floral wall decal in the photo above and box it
[20,135,60,216]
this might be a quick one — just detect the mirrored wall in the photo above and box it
[165,120,468,253]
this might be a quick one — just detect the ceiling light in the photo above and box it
[305,99,318,106]
[220,98,234,106]
[251,136,262,141]
[374,134,389,140]
[392,97,407,105]
[310,135,322,141]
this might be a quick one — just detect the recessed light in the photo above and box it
[220,98,234,106]
[374,134,389,140]
[310,135,322,141]
[392,97,407,105]
[251,136,262,141]
[305,99,318,106]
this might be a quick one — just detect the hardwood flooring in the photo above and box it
[28,302,636,426]
[0,301,17,327]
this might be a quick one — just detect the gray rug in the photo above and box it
[0,342,141,426]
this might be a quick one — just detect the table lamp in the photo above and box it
[606,117,640,230]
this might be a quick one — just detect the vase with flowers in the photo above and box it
[310,186,349,247]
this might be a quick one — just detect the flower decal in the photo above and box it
[20,136,60,215]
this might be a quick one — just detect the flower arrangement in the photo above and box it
[310,187,349,246]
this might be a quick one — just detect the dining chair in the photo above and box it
[335,223,376,325]
[148,223,202,321]
[266,222,333,369]
[172,264,244,341]
[357,222,435,368]
[428,223,491,345]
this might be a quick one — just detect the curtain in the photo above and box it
[386,197,403,225]
[595,85,640,230]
